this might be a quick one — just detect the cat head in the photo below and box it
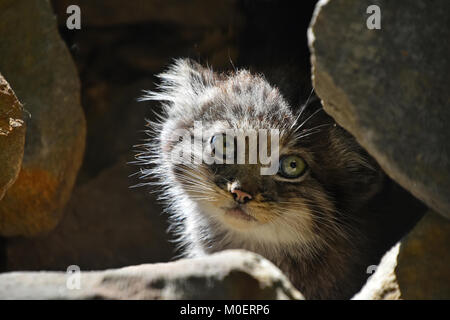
[139,58,383,250]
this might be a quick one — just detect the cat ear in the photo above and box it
[140,58,216,105]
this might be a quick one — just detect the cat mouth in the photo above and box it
[223,206,256,222]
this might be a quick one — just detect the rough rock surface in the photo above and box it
[0,250,304,300]
[0,74,25,201]
[354,211,450,299]
[396,211,450,299]
[308,0,450,217]
[0,0,86,236]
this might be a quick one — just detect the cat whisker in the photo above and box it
[290,88,315,130]
[293,107,324,134]
[298,123,333,135]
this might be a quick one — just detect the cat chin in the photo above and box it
[222,209,259,230]
[193,200,316,248]
[197,201,261,231]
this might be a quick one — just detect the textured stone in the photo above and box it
[0,0,86,236]
[396,211,450,299]
[352,243,401,300]
[354,211,450,299]
[0,74,25,201]
[308,0,450,217]
[0,250,304,300]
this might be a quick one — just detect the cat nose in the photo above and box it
[231,189,253,204]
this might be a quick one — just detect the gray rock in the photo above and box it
[0,0,86,236]
[308,0,450,217]
[0,250,304,300]
[354,211,450,299]
[0,74,25,201]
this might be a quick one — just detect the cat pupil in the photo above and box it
[290,161,297,169]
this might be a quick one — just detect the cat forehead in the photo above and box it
[221,72,282,101]
[197,76,293,121]
[199,116,293,135]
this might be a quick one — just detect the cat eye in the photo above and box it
[211,134,234,158]
[279,155,307,179]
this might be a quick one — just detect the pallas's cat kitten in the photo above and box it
[137,59,410,299]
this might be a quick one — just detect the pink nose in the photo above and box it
[231,189,253,204]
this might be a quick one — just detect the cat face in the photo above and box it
[141,59,383,248]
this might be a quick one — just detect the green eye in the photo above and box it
[279,155,307,178]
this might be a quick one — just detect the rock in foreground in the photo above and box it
[354,211,450,299]
[308,0,450,217]
[0,250,304,300]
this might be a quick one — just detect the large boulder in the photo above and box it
[308,0,450,217]
[0,0,86,236]
[0,74,25,201]
[0,250,304,300]
[354,211,450,299]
